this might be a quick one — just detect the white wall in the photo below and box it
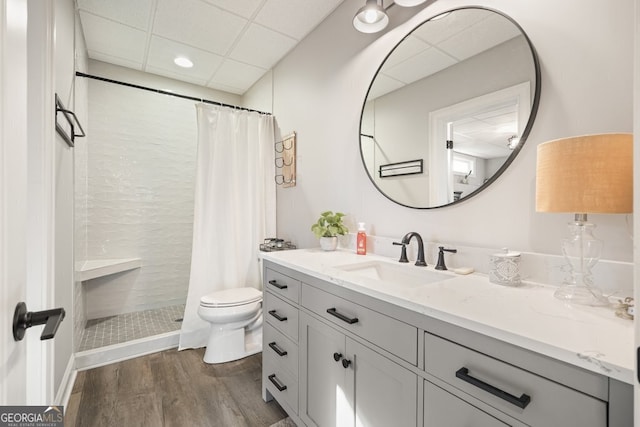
[81,61,242,319]
[53,0,78,397]
[244,0,634,264]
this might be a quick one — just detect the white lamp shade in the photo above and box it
[535,133,633,214]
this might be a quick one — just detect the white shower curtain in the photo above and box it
[178,104,276,350]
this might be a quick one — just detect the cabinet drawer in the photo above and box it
[265,267,301,304]
[264,359,298,414]
[264,322,298,378]
[425,333,606,427]
[264,291,299,342]
[424,380,511,427]
[302,284,417,365]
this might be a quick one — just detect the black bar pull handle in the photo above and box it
[268,374,287,392]
[268,279,287,290]
[326,308,359,324]
[455,367,531,409]
[268,341,288,357]
[268,310,287,322]
[13,302,66,341]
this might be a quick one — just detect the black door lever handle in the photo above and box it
[13,302,66,341]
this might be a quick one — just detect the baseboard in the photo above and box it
[75,330,180,371]
[55,354,76,407]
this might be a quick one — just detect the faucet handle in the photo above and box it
[435,246,457,270]
[393,242,409,263]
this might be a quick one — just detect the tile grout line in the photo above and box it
[79,304,185,351]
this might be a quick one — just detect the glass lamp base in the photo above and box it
[553,284,608,306]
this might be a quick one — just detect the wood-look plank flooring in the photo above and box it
[65,349,287,427]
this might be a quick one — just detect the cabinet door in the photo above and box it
[300,313,353,427]
[349,338,417,427]
[424,381,510,427]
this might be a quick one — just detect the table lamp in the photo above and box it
[535,133,632,305]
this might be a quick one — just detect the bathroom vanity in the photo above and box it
[261,249,633,427]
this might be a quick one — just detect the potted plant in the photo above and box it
[311,211,348,251]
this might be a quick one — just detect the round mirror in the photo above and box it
[359,7,540,209]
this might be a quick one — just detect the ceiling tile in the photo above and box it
[88,51,143,70]
[145,65,208,87]
[208,59,266,93]
[80,12,147,64]
[77,0,153,30]
[229,23,297,69]
[145,36,225,82]
[413,8,490,45]
[77,0,346,94]
[153,0,248,55]
[384,47,456,84]
[438,15,520,62]
[202,0,265,19]
[254,0,343,40]
[383,35,430,69]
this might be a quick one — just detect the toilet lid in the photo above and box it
[200,287,262,307]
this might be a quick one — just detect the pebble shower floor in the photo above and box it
[78,304,185,351]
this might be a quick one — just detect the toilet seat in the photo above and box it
[200,287,262,308]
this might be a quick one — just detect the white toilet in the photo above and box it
[198,287,263,364]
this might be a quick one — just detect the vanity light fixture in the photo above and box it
[393,0,428,6]
[535,133,632,305]
[353,0,389,33]
[174,56,194,68]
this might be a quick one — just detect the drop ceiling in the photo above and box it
[77,0,345,95]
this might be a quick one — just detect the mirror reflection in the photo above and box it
[360,7,540,208]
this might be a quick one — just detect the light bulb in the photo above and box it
[364,9,378,23]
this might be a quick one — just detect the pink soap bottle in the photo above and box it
[357,222,367,255]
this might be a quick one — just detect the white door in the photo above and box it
[0,0,56,405]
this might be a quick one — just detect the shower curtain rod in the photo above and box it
[75,72,272,116]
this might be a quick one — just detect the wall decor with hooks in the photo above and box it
[275,132,296,187]
[55,93,85,148]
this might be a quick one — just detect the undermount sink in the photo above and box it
[335,260,453,288]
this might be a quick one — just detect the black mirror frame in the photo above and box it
[358,6,541,209]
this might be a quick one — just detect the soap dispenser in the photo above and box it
[357,223,367,255]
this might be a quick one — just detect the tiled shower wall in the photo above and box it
[81,72,199,319]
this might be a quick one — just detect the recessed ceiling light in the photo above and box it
[174,57,193,68]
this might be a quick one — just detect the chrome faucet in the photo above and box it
[393,232,427,266]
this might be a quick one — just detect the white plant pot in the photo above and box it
[319,236,338,251]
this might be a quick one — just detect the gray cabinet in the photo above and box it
[261,259,633,427]
[262,267,301,417]
[424,331,610,427]
[299,312,417,427]
[299,313,350,427]
[424,380,512,427]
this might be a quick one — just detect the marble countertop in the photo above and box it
[260,248,634,384]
